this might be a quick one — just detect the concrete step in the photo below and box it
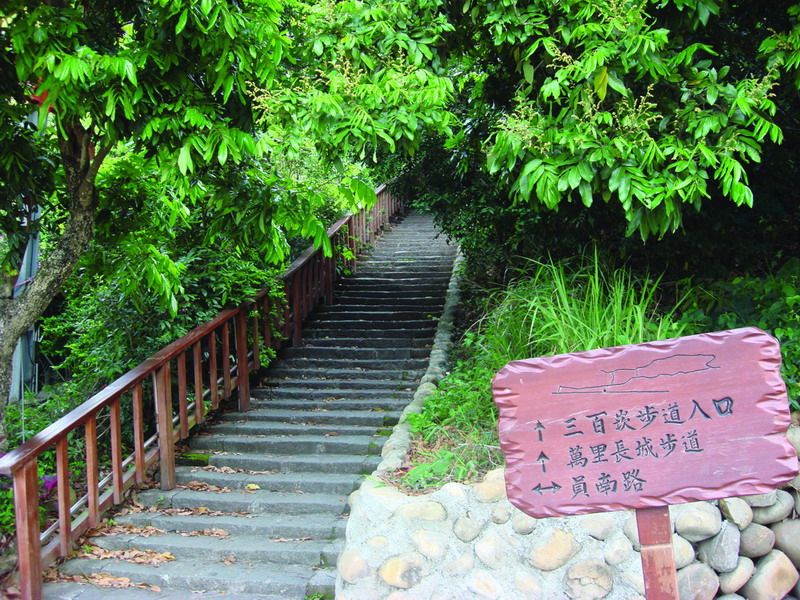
[332,294,446,307]
[312,309,441,320]
[44,581,292,600]
[263,367,424,380]
[113,511,347,540]
[259,377,418,391]
[56,558,332,598]
[355,265,454,275]
[220,408,402,426]
[304,327,436,339]
[303,318,437,330]
[280,346,431,360]
[135,488,349,516]
[302,336,432,348]
[338,282,449,292]
[247,397,411,411]
[252,387,413,400]
[341,278,450,289]
[174,467,364,494]
[187,433,386,456]
[87,532,341,567]
[326,301,445,312]
[357,255,454,262]
[200,419,384,437]
[273,357,430,371]
[206,452,382,474]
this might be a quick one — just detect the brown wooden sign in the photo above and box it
[492,327,799,519]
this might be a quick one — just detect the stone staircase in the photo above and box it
[42,212,457,600]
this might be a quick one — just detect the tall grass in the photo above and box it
[402,251,689,490]
[473,253,688,367]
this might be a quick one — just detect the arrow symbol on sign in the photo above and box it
[531,481,562,495]
[534,421,546,442]
[537,451,550,473]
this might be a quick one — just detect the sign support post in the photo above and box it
[635,506,678,599]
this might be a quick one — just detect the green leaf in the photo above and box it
[579,180,593,207]
[523,63,534,84]
[578,161,593,181]
[124,60,137,85]
[222,76,234,102]
[175,10,189,34]
[177,145,192,175]
[594,67,608,101]
[607,71,626,95]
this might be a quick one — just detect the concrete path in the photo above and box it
[42,212,458,600]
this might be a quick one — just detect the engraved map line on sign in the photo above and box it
[552,354,719,395]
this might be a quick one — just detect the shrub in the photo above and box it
[676,258,800,410]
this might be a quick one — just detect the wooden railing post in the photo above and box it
[347,218,357,275]
[56,438,71,558]
[292,271,303,346]
[14,460,42,600]
[222,321,232,400]
[110,400,124,504]
[282,280,291,340]
[85,415,99,527]
[192,342,204,427]
[262,296,272,350]
[155,364,176,490]
[132,384,146,484]
[325,247,334,304]
[235,310,251,412]
[209,333,219,409]
[251,311,261,371]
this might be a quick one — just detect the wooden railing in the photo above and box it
[0,185,404,600]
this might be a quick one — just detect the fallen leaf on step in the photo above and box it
[182,481,231,493]
[2,586,20,599]
[178,528,230,539]
[244,483,261,491]
[76,545,175,567]
[93,523,165,538]
[223,555,237,565]
[324,432,340,437]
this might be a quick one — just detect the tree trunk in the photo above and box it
[0,124,110,451]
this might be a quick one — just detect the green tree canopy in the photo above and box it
[0,0,455,449]
[388,0,800,281]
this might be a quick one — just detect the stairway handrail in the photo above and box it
[0,184,404,600]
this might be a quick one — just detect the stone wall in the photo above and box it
[336,252,800,600]
[338,452,800,599]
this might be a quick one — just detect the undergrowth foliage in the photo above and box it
[403,252,689,490]
[677,258,800,410]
